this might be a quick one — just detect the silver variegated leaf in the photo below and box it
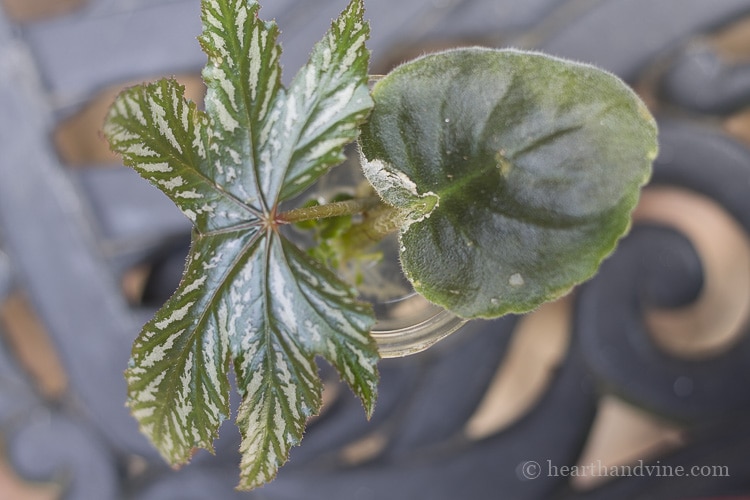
[199,0,282,210]
[232,235,377,489]
[104,78,260,231]
[274,0,372,201]
[104,0,378,490]
[126,228,259,463]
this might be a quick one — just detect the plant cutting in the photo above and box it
[103,0,657,490]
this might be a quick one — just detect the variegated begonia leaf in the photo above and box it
[103,0,377,490]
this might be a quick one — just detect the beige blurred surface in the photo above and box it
[1,0,84,22]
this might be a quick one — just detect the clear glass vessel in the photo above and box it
[293,155,468,358]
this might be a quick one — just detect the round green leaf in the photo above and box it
[359,48,658,318]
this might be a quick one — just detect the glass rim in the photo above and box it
[371,304,468,358]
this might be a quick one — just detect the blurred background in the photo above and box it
[2,0,750,498]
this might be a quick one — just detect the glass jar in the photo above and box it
[289,154,468,358]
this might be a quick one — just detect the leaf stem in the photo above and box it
[277,196,383,224]
[340,203,403,248]
[278,195,404,254]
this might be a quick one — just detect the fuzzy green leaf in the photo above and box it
[104,0,377,490]
[359,48,658,318]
